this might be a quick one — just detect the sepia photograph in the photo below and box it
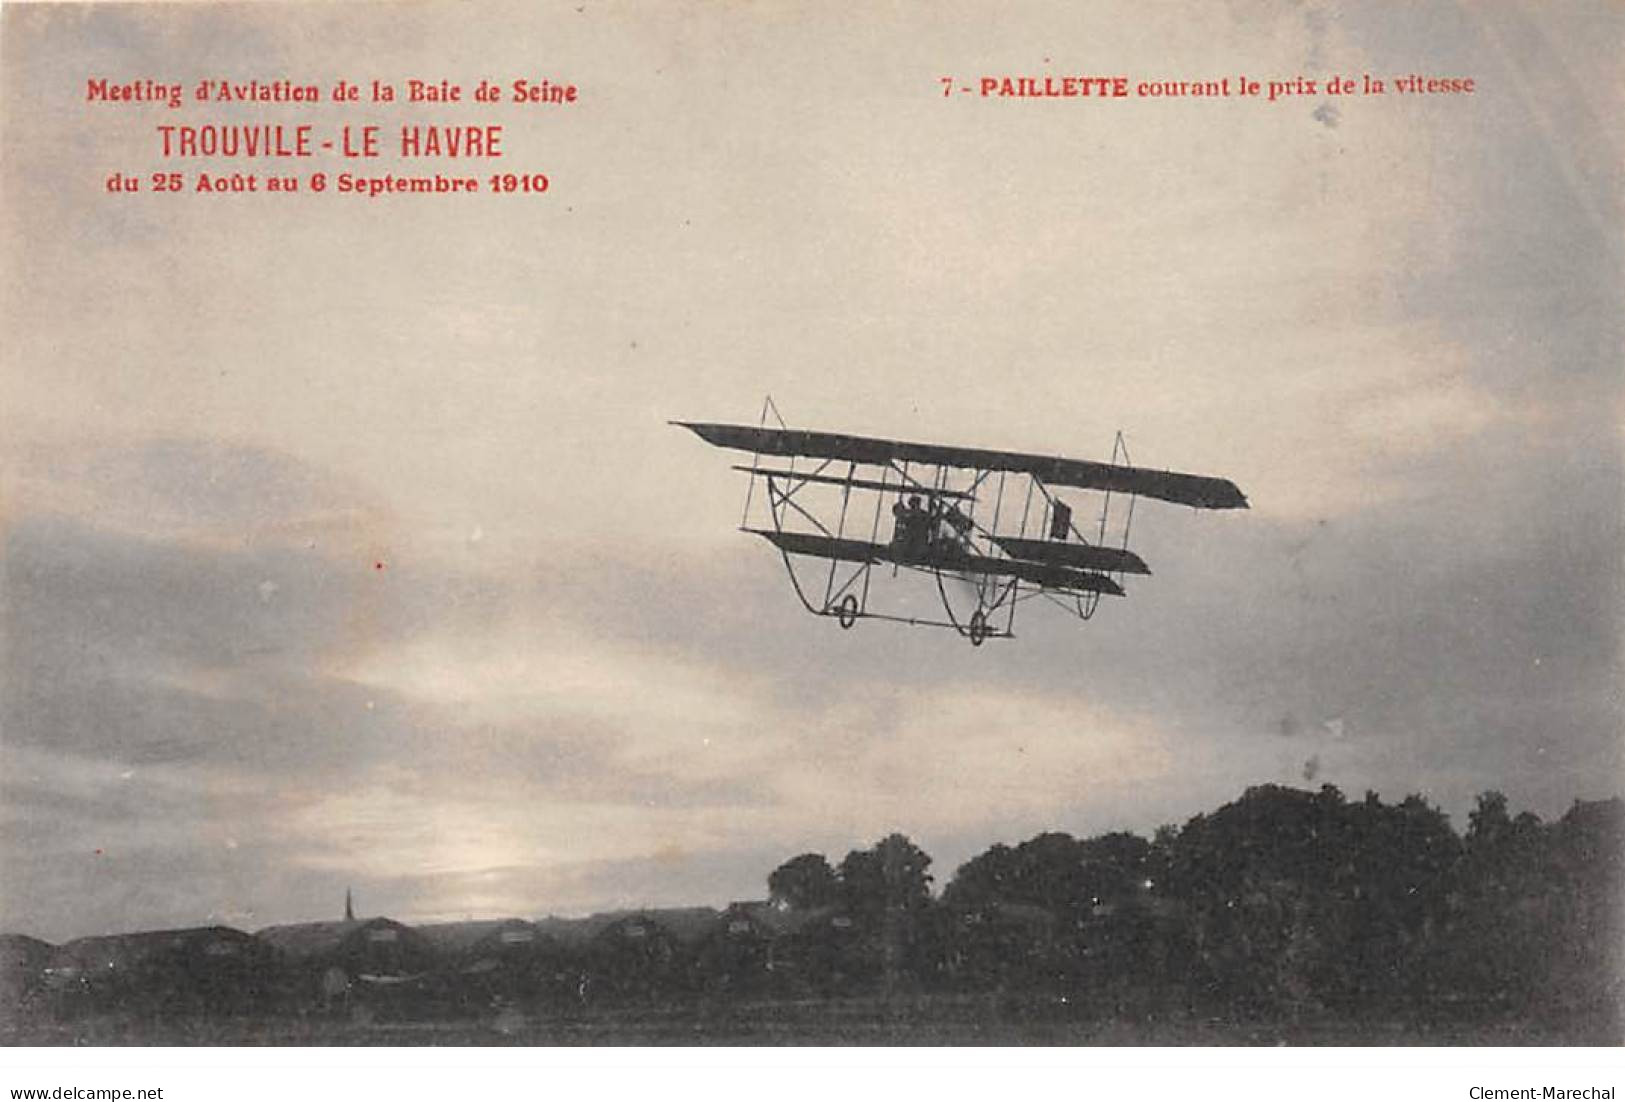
[0,0,1619,1089]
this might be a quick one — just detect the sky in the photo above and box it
[1,0,1620,941]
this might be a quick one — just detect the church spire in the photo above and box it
[344,887,355,923]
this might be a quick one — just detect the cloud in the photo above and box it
[5,438,388,548]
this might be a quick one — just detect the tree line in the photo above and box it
[769,784,1622,1021]
[7,782,1616,1032]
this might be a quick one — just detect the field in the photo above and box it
[5,994,1616,1046]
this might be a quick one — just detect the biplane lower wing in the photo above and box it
[961,553,1125,595]
[751,529,885,565]
[678,421,1248,510]
[991,536,1151,576]
[748,529,1124,596]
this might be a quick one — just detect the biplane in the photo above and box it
[676,409,1247,645]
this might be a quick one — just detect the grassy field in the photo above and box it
[5,994,1617,1046]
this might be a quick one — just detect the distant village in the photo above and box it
[2,784,1619,1042]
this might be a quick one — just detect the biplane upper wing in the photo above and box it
[749,529,1125,596]
[677,422,1248,510]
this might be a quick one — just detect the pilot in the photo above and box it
[892,495,927,556]
[927,497,948,548]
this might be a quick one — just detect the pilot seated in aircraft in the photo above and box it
[927,499,956,554]
[938,504,973,555]
[891,495,930,559]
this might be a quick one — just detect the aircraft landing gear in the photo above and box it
[968,610,988,647]
[836,594,859,629]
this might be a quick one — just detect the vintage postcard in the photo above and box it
[1,0,1619,1083]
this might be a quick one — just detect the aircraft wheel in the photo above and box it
[968,610,988,647]
[837,595,859,629]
